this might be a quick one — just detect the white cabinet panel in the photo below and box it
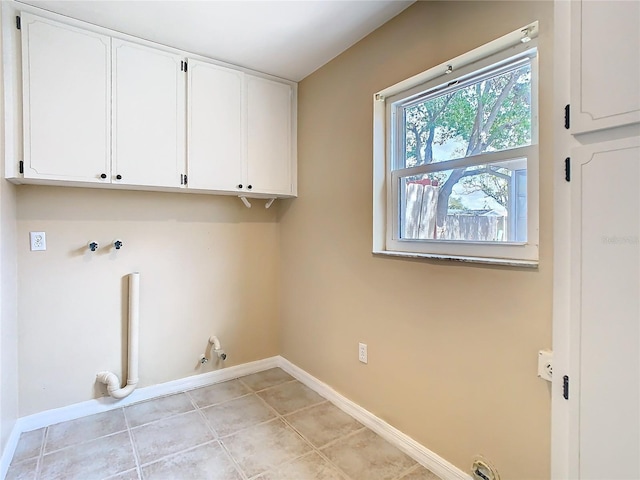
[571,0,640,133]
[187,60,243,191]
[247,75,293,195]
[112,39,185,188]
[570,136,640,478]
[21,13,110,182]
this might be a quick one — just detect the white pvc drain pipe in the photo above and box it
[97,272,140,399]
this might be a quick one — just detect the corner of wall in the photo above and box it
[0,0,20,456]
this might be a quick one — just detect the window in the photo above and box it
[373,25,539,266]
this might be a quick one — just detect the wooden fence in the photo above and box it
[403,182,505,241]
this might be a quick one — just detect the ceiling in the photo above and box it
[16,0,414,81]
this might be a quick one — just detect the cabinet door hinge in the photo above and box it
[564,104,570,130]
[16,16,21,30]
[19,160,24,174]
[180,60,188,72]
[563,375,570,400]
[184,174,187,185]
[565,157,571,182]
[180,174,188,185]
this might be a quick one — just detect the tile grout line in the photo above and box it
[280,398,330,417]
[188,387,249,480]
[229,375,324,478]
[34,426,48,480]
[245,373,365,480]
[393,463,425,480]
[261,385,357,480]
[216,437,250,480]
[122,406,143,480]
[286,429,354,480]
[278,412,361,480]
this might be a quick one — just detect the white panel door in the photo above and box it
[571,0,640,133]
[570,136,640,479]
[21,13,110,182]
[187,60,243,191]
[246,75,293,195]
[112,39,185,188]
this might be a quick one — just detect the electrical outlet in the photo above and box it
[537,350,553,382]
[30,231,46,251]
[358,342,368,364]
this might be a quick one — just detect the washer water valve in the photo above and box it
[199,354,208,365]
[88,241,99,252]
[209,336,227,361]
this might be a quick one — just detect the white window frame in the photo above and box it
[372,23,539,267]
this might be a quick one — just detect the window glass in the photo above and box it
[398,158,527,243]
[401,61,532,168]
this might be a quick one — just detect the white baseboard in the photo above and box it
[277,357,472,480]
[2,355,469,480]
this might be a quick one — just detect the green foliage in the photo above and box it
[402,62,531,217]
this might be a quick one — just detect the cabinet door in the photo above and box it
[571,0,640,133]
[246,75,294,195]
[569,136,640,478]
[112,39,185,187]
[187,60,243,191]
[21,13,110,182]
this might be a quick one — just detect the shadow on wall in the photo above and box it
[16,185,278,225]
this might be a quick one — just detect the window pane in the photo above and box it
[401,63,531,168]
[399,159,527,242]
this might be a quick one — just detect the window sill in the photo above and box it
[372,250,539,268]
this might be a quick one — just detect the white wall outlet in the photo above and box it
[358,342,368,364]
[30,231,46,251]
[537,349,553,382]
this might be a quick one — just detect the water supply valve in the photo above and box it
[209,335,227,361]
[88,241,99,252]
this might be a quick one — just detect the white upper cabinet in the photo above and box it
[187,60,243,191]
[247,75,295,196]
[21,13,111,182]
[112,39,186,188]
[571,0,640,133]
[14,12,296,198]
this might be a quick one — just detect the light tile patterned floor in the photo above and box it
[7,368,441,480]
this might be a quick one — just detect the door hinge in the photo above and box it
[19,160,24,174]
[180,60,188,72]
[183,174,187,185]
[565,157,571,182]
[180,174,188,185]
[564,104,570,130]
[16,16,21,30]
[563,375,569,400]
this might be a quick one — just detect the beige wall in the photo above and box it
[279,2,553,478]
[17,186,280,416]
[0,177,18,452]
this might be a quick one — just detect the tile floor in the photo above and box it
[7,368,441,480]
